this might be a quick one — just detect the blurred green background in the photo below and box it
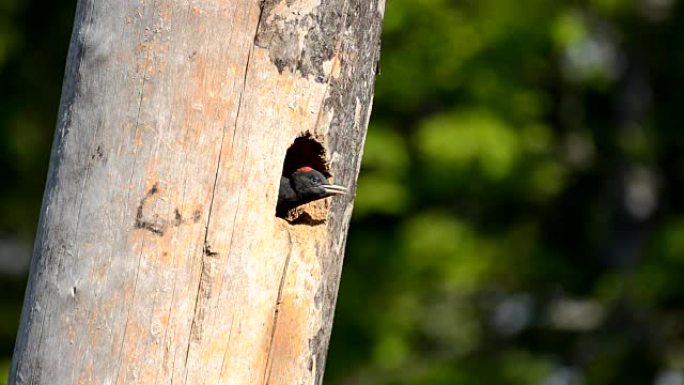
[2,0,684,384]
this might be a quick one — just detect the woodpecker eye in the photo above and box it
[310,176,321,185]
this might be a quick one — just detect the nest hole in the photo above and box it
[276,133,331,222]
[281,133,330,178]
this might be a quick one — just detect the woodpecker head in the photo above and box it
[277,166,347,216]
[290,166,347,200]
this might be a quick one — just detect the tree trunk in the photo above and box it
[10,0,384,384]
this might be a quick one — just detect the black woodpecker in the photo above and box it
[277,166,347,216]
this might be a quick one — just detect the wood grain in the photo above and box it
[10,0,384,384]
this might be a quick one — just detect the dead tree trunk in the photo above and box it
[10,0,384,384]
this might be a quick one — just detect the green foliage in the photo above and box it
[417,110,521,180]
[327,0,684,384]
[0,360,8,385]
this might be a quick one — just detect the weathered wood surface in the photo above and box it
[10,0,384,384]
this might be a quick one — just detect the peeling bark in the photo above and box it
[10,0,384,384]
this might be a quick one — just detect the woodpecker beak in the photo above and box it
[321,184,348,196]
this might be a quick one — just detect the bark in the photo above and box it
[10,0,384,384]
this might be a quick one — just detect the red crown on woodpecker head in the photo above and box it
[297,166,314,172]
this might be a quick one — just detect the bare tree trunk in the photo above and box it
[10,0,384,384]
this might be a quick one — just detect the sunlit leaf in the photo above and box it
[417,110,521,180]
